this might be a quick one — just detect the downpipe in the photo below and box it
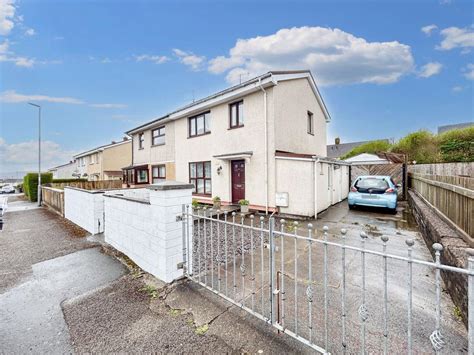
[258,77,269,215]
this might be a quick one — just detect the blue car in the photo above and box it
[348,175,399,213]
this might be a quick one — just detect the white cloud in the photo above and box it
[0,39,35,67]
[24,28,35,36]
[101,57,111,63]
[0,137,76,174]
[452,85,464,92]
[439,0,452,4]
[207,26,415,86]
[173,48,206,71]
[0,90,83,104]
[437,26,474,50]
[0,90,127,109]
[418,62,443,78]
[89,103,127,109]
[135,54,169,64]
[464,63,474,80]
[0,0,16,35]
[421,25,438,36]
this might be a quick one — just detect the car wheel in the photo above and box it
[349,204,355,210]
[389,207,397,214]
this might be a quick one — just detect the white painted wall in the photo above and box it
[104,183,193,283]
[275,158,350,217]
[64,187,105,234]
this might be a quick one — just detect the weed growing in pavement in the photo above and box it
[453,306,463,321]
[140,284,158,299]
[195,324,209,335]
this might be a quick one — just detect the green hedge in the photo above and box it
[23,173,53,202]
[52,178,87,183]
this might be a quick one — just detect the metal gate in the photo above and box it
[181,205,473,354]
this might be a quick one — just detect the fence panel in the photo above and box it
[48,180,122,190]
[409,162,474,177]
[41,186,65,216]
[409,173,473,240]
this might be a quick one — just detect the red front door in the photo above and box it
[231,160,245,203]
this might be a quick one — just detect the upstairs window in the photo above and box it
[138,133,145,149]
[307,111,314,135]
[189,161,211,195]
[152,165,166,183]
[229,100,244,128]
[152,126,165,146]
[189,112,211,137]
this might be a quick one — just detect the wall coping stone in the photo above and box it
[103,193,150,205]
[147,180,194,191]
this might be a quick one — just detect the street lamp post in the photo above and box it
[28,103,41,206]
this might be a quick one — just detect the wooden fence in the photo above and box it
[409,162,473,177]
[48,180,122,190]
[41,186,65,216]
[409,173,473,242]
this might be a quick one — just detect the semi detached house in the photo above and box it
[123,70,349,217]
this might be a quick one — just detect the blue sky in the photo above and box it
[0,0,473,175]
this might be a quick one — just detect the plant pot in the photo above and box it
[240,205,249,213]
[213,202,221,210]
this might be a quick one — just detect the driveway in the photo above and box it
[189,201,468,353]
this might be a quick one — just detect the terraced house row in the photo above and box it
[122,70,350,216]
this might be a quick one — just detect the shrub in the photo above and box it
[341,140,392,160]
[238,199,249,206]
[23,173,53,202]
[391,130,439,164]
[437,127,474,162]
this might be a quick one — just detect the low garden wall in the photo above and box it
[409,190,469,327]
[104,182,193,283]
[64,187,106,234]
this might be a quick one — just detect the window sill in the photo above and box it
[192,193,212,197]
[308,132,314,136]
[188,132,211,139]
[228,125,244,130]
[151,143,165,147]
[138,148,144,150]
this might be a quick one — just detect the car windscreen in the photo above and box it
[354,178,389,194]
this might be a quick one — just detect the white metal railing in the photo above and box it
[181,205,472,354]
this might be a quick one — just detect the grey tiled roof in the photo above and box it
[327,140,389,159]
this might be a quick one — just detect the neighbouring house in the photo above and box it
[74,138,132,181]
[48,161,77,179]
[437,122,473,134]
[326,139,391,159]
[123,70,348,217]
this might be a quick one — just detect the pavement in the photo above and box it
[0,195,468,354]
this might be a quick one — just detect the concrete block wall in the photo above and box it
[64,187,105,234]
[104,182,193,283]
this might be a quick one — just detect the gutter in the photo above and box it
[313,157,320,219]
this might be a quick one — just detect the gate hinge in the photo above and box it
[176,214,184,222]
[177,261,184,269]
